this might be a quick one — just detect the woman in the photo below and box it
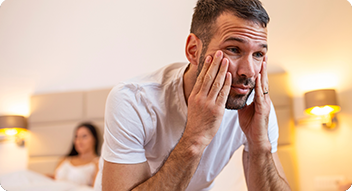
[54,122,100,187]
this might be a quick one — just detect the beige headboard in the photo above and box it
[27,73,298,190]
[27,88,111,175]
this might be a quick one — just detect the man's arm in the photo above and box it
[102,134,204,191]
[238,57,291,190]
[103,161,151,190]
[243,151,290,190]
[102,51,231,191]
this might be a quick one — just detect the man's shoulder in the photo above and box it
[113,62,187,92]
[125,62,187,86]
[108,62,188,105]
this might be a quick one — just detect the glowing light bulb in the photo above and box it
[310,106,334,115]
[5,129,18,136]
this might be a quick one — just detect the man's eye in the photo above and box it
[253,52,264,58]
[227,47,240,53]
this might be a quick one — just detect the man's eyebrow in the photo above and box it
[261,43,268,50]
[224,37,268,50]
[224,37,246,43]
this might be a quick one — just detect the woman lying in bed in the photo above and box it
[52,123,100,187]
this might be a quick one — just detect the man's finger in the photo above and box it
[216,72,231,106]
[261,56,269,96]
[199,50,224,95]
[255,73,264,102]
[192,55,212,94]
[208,58,229,100]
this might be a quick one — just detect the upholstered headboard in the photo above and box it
[27,73,298,190]
[28,89,111,175]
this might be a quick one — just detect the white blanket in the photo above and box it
[0,170,94,191]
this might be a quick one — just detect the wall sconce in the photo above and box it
[304,89,341,129]
[0,115,28,146]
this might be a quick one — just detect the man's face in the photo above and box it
[197,12,268,110]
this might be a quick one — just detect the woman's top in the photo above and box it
[55,158,96,186]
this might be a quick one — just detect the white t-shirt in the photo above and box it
[94,63,279,191]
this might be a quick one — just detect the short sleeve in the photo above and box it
[243,102,279,153]
[102,84,155,164]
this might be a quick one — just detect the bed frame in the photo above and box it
[27,73,298,190]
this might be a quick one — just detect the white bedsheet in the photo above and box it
[0,170,94,191]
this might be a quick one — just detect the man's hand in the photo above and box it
[185,50,231,148]
[239,56,291,190]
[103,50,232,191]
[238,56,272,151]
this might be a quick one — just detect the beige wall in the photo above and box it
[0,141,27,175]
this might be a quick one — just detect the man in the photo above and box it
[95,0,291,190]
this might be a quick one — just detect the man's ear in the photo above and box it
[185,33,202,66]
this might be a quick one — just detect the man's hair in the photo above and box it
[190,0,270,49]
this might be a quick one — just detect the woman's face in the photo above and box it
[74,126,95,154]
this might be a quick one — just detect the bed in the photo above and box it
[0,170,93,191]
[1,72,298,190]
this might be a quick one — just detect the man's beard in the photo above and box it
[197,50,255,110]
[225,83,254,110]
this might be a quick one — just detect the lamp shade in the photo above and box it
[304,89,340,115]
[0,115,27,129]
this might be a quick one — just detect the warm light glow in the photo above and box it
[5,104,30,117]
[311,106,333,115]
[0,128,27,136]
[0,93,31,117]
[305,105,341,116]
[5,129,18,136]
[291,72,339,96]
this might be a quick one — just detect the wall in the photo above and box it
[1,0,352,190]
[0,0,196,116]
[0,140,27,175]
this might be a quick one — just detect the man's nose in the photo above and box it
[237,55,256,78]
